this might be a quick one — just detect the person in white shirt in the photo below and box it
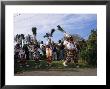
[40,41,44,49]
[46,38,51,45]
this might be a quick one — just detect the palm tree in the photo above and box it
[32,27,37,41]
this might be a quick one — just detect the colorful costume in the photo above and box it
[19,49,27,66]
[46,47,52,64]
[66,42,76,62]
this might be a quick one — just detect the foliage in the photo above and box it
[71,34,84,41]
[86,29,97,65]
[79,29,97,66]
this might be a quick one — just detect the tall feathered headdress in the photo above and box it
[43,29,55,38]
[57,25,66,33]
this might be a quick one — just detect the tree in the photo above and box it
[86,29,97,66]
[32,27,37,36]
[79,29,97,66]
[79,39,87,63]
[71,34,84,41]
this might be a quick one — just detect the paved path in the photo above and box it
[15,68,97,76]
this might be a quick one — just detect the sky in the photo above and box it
[14,14,97,43]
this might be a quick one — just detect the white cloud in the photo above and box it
[14,14,96,42]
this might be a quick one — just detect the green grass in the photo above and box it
[14,60,36,73]
[14,60,96,74]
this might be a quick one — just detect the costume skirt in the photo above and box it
[66,49,76,62]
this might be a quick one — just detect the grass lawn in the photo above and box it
[14,59,96,74]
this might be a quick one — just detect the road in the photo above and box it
[15,68,97,76]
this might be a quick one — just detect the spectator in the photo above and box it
[59,42,65,60]
[23,44,29,60]
[52,44,57,60]
[58,41,65,60]
[40,41,44,49]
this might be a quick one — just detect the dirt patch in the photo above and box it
[15,68,97,76]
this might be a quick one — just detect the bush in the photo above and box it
[79,29,97,66]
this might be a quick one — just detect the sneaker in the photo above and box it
[76,65,79,68]
[26,65,29,67]
[63,62,68,66]
[20,65,23,68]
